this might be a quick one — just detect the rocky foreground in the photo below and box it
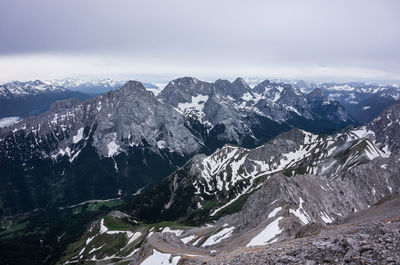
[185,195,400,265]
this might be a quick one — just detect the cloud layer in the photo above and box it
[1,0,399,82]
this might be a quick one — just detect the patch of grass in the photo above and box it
[69,199,124,214]
[283,168,292,177]
[57,236,88,264]
[0,221,29,237]
[87,200,123,212]
[142,221,189,228]
[115,261,132,265]
[214,189,258,218]
[103,216,134,231]
[96,233,127,258]
[201,201,216,210]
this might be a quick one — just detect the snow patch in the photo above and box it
[350,127,374,139]
[157,140,167,149]
[267,207,282,219]
[162,227,183,236]
[247,217,283,247]
[0,116,22,128]
[202,226,235,247]
[181,235,196,244]
[107,141,119,157]
[127,232,142,245]
[141,249,180,265]
[177,94,209,121]
[72,128,84,144]
[289,197,311,224]
[320,212,334,223]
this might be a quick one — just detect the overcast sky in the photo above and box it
[0,0,399,83]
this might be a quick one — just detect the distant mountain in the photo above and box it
[0,80,91,119]
[291,81,400,123]
[45,78,158,95]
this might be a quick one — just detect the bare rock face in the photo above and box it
[1,80,201,158]
[90,80,201,156]
[368,100,400,153]
[158,77,355,148]
[237,153,400,235]
[0,80,203,215]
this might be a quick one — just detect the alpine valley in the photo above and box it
[1,78,400,265]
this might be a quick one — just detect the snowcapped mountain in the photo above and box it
[45,78,159,95]
[0,78,359,216]
[124,102,397,224]
[1,77,399,264]
[0,80,66,98]
[0,81,201,215]
[128,102,399,223]
[45,78,126,95]
[60,100,400,264]
[291,81,400,123]
[158,77,355,149]
[0,80,91,119]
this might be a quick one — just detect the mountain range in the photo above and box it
[0,79,160,121]
[0,80,91,119]
[0,78,399,264]
[0,78,358,216]
[56,99,400,265]
[45,78,158,95]
[292,81,400,123]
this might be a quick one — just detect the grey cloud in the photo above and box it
[0,0,399,80]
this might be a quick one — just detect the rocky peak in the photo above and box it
[231,77,251,97]
[163,77,206,95]
[118,80,146,92]
[109,80,154,101]
[213,78,251,99]
[232,77,249,89]
[253,80,273,94]
[158,77,213,107]
[32,79,45,86]
[168,77,200,87]
[213,79,232,90]
[253,80,297,101]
